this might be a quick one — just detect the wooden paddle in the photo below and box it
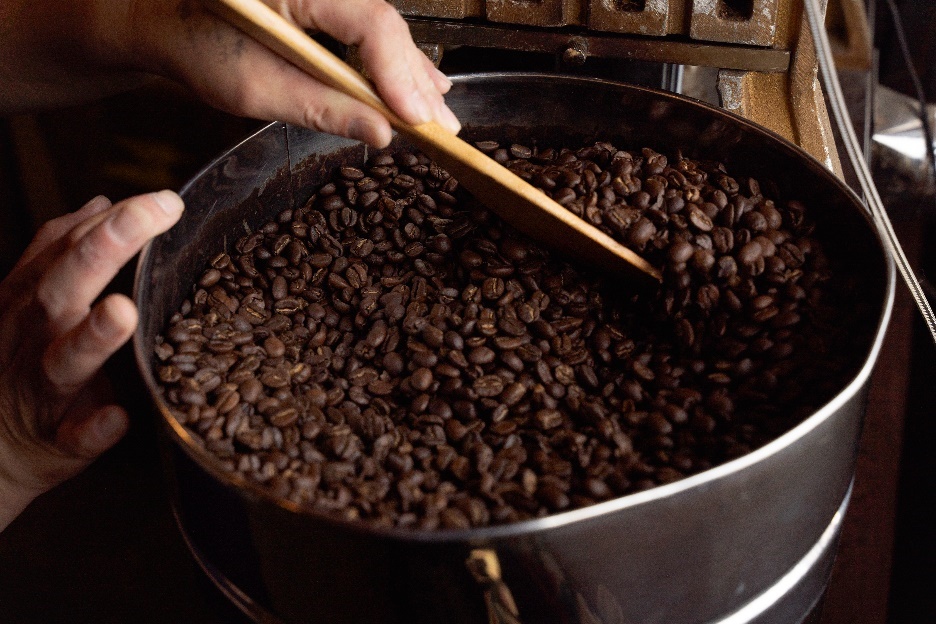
[202,0,661,282]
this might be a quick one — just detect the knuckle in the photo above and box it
[370,6,407,42]
[33,278,66,322]
[293,0,316,19]
[40,345,67,390]
[300,102,329,133]
[229,80,268,120]
[73,232,110,270]
[34,220,65,246]
[370,2,403,27]
[64,223,89,249]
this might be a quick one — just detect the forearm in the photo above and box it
[1,0,458,146]
[0,420,44,533]
[0,0,144,114]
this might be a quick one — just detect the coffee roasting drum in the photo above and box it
[133,73,894,623]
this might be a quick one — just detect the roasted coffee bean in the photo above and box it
[738,241,763,265]
[687,206,714,232]
[410,368,434,392]
[264,336,286,358]
[473,375,505,398]
[467,346,495,365]
[482,277,505,300]
[509,144,533,159]
[157,140,871,531]
[667,239,694,266]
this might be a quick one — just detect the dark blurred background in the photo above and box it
[873,1,936,622]
[876,0,936,102]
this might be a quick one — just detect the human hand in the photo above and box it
[0,0,456,144]
[129,0,460,147]
[1,0,458,143]
[0,191,184,531]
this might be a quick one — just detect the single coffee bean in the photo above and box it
[411,368,434,392]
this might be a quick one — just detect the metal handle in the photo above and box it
[803,0,936,343]
[467,549,524,624]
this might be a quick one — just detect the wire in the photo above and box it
[882,0,936,205]
[802,0,936,344]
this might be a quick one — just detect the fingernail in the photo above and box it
[347,118,371,143]
[81,195,112,214]
[152,190,184,216]
[437,102,462,135]
[89,301,123,340]
[434,68,453,89]
[109,192,182,244]
[411,89,433,124]
[348,119,392,148]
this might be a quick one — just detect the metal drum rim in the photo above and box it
[132,72,897,544]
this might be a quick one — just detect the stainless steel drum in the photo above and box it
[133,74,895,624]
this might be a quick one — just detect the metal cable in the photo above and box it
[803,0,936,343]
[882,0,936,177]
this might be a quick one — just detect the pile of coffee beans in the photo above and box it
[154,141,868,529]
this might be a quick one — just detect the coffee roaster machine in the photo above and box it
[387,0,872,172]
[133,2,895,624]
[349,2,883,622]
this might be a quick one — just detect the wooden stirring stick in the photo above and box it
[203,0,661,283]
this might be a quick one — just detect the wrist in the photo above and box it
[0,469,39,533]
[114,0,196,81]
[0,436,44,533]
[0,0,151,113]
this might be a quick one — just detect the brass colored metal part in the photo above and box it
[718,70,796,138]
[395,0,846,178]
[561,36,589,65]
[826,0,873,71]
[467,550,523,624]
[717,22,842,177]
[708,0,843,176]
[690,0,781,47]
[394,0,793,45]
[393,0,480,19]
[486,0,580,27]
[417,42,444,67]
[588,0,669,36]
[718,68,842,174]
[789,0,841,174]
[405,18,791,72]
